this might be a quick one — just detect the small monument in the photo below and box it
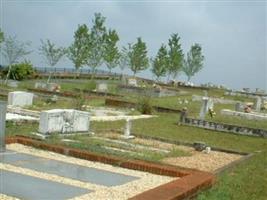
[97,82,108,92]
[255,96,262,112]
[39,109,90,134]
[122,118,135,139]
[235,102,243,112]
[199,97,213,120]
[0,101,7,152]
[127,78,138,87]
[8,91,34,107]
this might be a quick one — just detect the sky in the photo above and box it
[0,0,266,91]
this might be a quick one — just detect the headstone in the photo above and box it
[7,80,19,88]
[199,97,213,120]
[203,90,208,97]
[34,82,47,89]
[179,107,188,124]
[255,96,262,112]
[127,78,138,87]
[122,118,134,139]
[39,109,90,134]
[96,83,108,92]
[8,91,34,107]
[0,101,7,152]
[47,83,61,92]
[235,102,242,112]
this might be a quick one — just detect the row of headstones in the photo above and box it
[184,117,267,138]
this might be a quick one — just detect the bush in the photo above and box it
[137,96,153,114]
[3,61,35,80]
[73,90,86,110]
[84,80,97,91]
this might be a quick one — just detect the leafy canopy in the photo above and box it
[128,37,149,75]
[151,44,169,80]
[183,43,204,81]
[68,24,90,70]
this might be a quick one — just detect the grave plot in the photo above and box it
[1,144,176,200]
[64,132,244,173]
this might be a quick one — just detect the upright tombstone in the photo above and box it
[0,101,7,152]
[255,96,262,112]
[127,78,138,87]
[235,102,242,112]
[203,90,208,97]
[199,97,213,120]
[122,118,135,139]
[8,91,34,107]
[97,82,108,92]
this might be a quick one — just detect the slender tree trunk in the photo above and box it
[187,76,191,82]
[4,65,12,85]
[47,72,52,83]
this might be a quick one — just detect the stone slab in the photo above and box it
[8,91,33,107]
[39,109,90,134]
[0,152,139,187]
[0,169,91,200]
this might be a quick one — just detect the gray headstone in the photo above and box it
[235,102,242,112]
[127,78,138,87]
[199,97,214,120]
[255,96,262,112]
[97,83,108,92]
[0,101,7,152]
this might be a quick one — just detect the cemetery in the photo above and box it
[0,5,266,200]
[0,74,266,200]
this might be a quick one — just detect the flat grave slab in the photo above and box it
[0,169,90,200]
[0,151,139,187]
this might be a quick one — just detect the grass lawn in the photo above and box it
[3,78,267,199]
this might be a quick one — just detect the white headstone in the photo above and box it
[255,96,262,112]
[97,83,108,92]
[127,78,138,87]
[122,118,135,139]
[8,91,33,107]
[199,97,213,120]
[39,109,90,134]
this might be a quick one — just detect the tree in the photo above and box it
[1,35,31,84]
[39,39,66,83]
[151,44,169,81]
[119,45,130,76]
[183,43,204,81]
[0,29,4,44]
[167,33,184,80]
[128,37,149,76]
[103,29,120,73]
[86,13,106,78]
[68,24,91,76]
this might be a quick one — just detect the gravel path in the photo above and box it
[1,144,175,200]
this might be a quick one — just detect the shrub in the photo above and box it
[3,60,35,80]
[73,90,86,110]
[137,96,153,114]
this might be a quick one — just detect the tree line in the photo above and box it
[0,13,204,83]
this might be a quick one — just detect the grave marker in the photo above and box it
[0,101,7,152]
[8,91,33,107]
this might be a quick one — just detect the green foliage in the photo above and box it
[103,29,120,73]
[3,60,35,80]
[151,44,169,81]
[72,90,86,110]
[87,13,107,75]
[183,43,204,81]
[0,29,4,44]
[1,35,31,84]
[137,96,153,114]
[167,33,184,79]
[68,24,90,70]
[128,37,149,75]
[84,80,97,90]
[39,39,66,67]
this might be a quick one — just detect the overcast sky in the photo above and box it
[1,0,266,91]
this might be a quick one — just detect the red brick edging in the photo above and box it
[5,136,215,200]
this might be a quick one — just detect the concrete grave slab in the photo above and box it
[0,170,90,200]
[1,151,139,187]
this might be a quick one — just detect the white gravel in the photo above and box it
[1,144,175,200]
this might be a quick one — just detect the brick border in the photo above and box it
[5,136,215,200]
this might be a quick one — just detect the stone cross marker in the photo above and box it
[0,101,7,152]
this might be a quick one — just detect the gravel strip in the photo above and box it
[3,144,175,200]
